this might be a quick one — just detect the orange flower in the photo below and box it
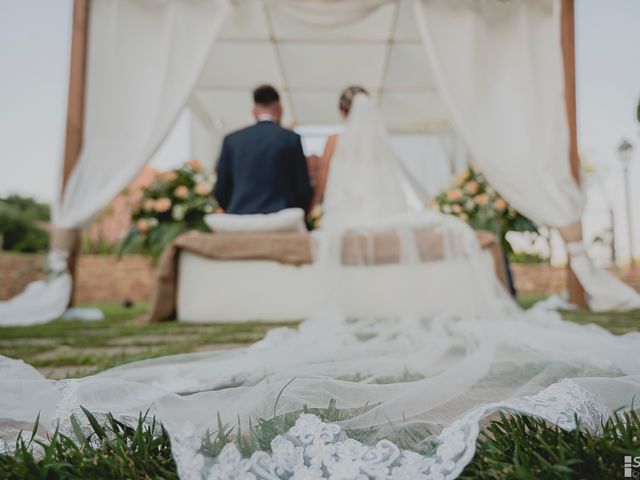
[494,198,507,211]
[447,189,463,202]
[185,159,204,170]
[475,193,489,206]
[143,199,155,212]
[136,219,150,233]
[452,204,463,214]
[174,185,189,199]
[464,181,479,194]
[194,183,212,196]
[454,169,469,185]
[160,171,178,183]
[154,198,172,213]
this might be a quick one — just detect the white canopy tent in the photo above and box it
[187,0,452,165]
[2,0,639,326]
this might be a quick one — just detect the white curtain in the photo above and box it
[414,0,640,311]
[56,0,230,228]
[414,0,583,228]
[0,0,230,326]
[266,0,392,26]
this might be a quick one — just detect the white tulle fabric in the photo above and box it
[2,95,640,480]
[322,95,414,229]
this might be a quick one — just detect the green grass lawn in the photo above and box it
[1,297,638,379]
[0,294,636,384]
[0,302,296,378]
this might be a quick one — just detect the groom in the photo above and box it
[213,85,313,215]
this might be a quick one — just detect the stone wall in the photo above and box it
[1,253,638,304]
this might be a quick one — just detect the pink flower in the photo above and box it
[136,219,150,233]
[494,198,507,211]
[475,193,489,206]
[447,189,463,202]
[143,199,155,212]
[194,183,212,196]
[454,169,469,185]
[154,198,172,212]
[464,181,479,194]
[185,159,203,170]
[173,186,189,199]
[159,171,178,183]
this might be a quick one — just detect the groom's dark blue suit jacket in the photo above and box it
[213,120,313,215]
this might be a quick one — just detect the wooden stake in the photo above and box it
[561,0,587,308]
[61,0,89,306]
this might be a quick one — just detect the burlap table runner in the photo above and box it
[146,230,506,322]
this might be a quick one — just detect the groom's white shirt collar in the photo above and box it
[257,113,275,123]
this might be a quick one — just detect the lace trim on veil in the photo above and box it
[169,379,608,480]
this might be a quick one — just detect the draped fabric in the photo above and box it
[0,0,231,326]
[413,0,640,311]
[266,0,392,26]
[414,0,584,228]
[56,0,230,228]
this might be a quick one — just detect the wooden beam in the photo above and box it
[61,0,89,306]
[561,0,587,308]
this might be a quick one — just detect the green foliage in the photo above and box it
[80,234,121,255]
[120,160,217,261]
[0,409,176,480]
[461,410,640,480]
[0,194,50,253]
[508,250,547,264]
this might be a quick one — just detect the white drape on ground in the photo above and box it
[0,0,230,326]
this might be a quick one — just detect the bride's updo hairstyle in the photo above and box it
[339,86,369,116]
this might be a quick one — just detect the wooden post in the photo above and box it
[561,0,587,308]
[61,0,89,306]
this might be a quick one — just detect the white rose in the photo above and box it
[172,205,185,221]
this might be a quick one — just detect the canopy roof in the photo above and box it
[189,0,450,135]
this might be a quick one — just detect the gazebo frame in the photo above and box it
[60,0,587,308]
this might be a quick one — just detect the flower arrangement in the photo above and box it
[432,165,537,252]
[120,159,217,260]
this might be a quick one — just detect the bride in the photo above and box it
[1,88,640,480]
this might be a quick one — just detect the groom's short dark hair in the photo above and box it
[253,85,280,106]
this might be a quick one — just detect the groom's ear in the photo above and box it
[273,103,283,122]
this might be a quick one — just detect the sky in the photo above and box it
[0,0,639,262]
